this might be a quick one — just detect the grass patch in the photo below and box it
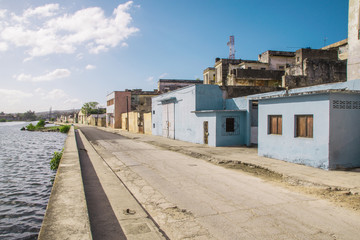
[59,125,71,133]
[50,149,64,171]
[24,122,71,133]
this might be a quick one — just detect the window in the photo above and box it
[268,115,282,135]
[296,57,300,62]
[261,68,266,70]
[295,115,313,138]
[153,123,155,128]
[153,110,155,114]
[226,118,235,132]
[107,99,114,106]
[279,66,284,70]
[248,67,252,70]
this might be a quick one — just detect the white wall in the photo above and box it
[348,0,360,80]
[258,94,330,169]
[329,93,360,169]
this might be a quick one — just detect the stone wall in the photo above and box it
[234,69,284,80]
[221,86,284,98]
[284,59,347,88]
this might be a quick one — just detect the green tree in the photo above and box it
[23,110,37,121]
[81,102,99,116]
[36,119,46,128]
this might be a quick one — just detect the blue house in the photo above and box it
[152,84,246,147]
[151,79,360,169]
[258,89,360,169]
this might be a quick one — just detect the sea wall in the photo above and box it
[38,126,91,239]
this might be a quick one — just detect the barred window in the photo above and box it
[226,118,235,132]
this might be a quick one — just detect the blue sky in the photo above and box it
[0,0,348,113]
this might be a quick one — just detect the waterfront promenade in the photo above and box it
[39,125,360,239]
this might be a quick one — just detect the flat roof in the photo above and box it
[258,89,360,100]
[191,110,246,113]
[159,79,203,83]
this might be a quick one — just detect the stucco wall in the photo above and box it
[152,85,197,139]
[152,85,246,146]
[329,93,360,169]
[195,85,223,111]
[195,113,217,146]
[348,0,360,80]
[144,112,152,135]
[128,112,139,133]
[215,112,246,146]
[226,97,252,146]
[268,55,294,70]
[121,113,127,130]
[258,94,330,169]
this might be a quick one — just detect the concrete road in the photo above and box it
[80,127,360,240]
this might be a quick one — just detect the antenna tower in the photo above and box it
[227,35,235,59]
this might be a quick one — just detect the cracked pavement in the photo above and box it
[80,126,360,240]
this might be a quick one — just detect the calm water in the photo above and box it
[0,122,67,240]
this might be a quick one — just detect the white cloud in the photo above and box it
[42,88,67,100]
[0,10,7,19]
[0,1,139,58]
[85,64,96,70]
[159,73,168,79]
[15,68,71,82]
[0,88,83,112]
[0,89,33,109]
[0,42,8,51]
[146,76,154,82]
[23,4,59,19]
[0,88,33,98]
[34,88,82,108]
[64,98,82,105]
[16,73,32,81]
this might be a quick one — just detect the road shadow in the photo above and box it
[80,127,127,141]
[76,130,127,240]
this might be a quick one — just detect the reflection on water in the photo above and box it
[0,122,66,240]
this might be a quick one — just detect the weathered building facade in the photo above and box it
[158,79,203,93]
[283,48,347,88]
[258,50,295,70]
[106,89,159,129]
[203,68,215,84]
[227,68,284,87]
[214,58,242,86]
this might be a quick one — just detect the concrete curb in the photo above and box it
[77,129,167,240]
[38,126,92,240]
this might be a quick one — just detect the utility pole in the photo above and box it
[49,106,52,122]
[126,96,129,131]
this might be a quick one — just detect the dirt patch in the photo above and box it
[223,161,283,181]
[143,139,360,213]
[293,186,360,211]
[163,206,193,220]
[226,163,360,212]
